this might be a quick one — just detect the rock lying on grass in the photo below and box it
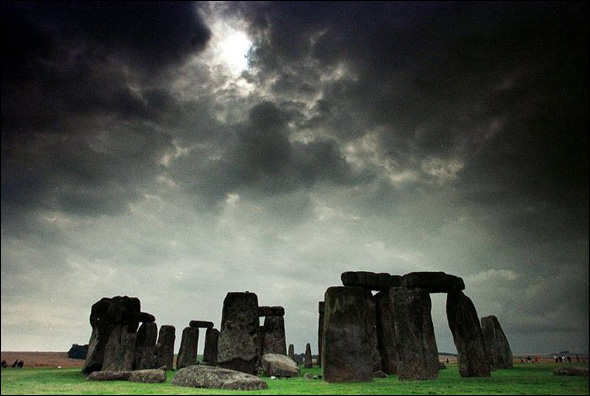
[86,371,132,381]
[128,369,167,383]
[172,365,268,390]
[553,367,589,377]
[86,369,165,383]
[261,353,299,377]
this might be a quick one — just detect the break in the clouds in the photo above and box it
[1,1,588,356]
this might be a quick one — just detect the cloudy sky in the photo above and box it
[1,1,588,356]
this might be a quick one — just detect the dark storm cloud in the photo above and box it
[233,1,588,214]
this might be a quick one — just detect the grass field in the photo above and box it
[1,363,588,395]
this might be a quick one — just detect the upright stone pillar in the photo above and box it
[203,328,219,366]
[135,322,157,369]
[322,286,376,382]
[447,291,491,377]
[262,316,287,355]
[83,296,141,375]
[102,327,136,371]
[218,292,260,374]
[304,343,313,368]
[375,290,399,374]
[154,325,176,370]
[288,344,295,360]
[177,327,199,369]
[481,315,513,369]
[318,302,325,368]
[390,287,439,381]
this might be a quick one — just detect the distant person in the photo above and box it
[553,354,558,362]
[520,358,524,363]
[575,354,579,363]
[446,358,449,364]
[566,356,571,363]
[1,360,7,368]
[17,360,24,368]
[12,360,18,368]
[561,355,566,363]
[559,356,563,363]
[527,355,532,363]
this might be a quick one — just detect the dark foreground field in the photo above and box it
[2,363,588,395]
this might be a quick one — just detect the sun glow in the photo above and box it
[218,31,251,74]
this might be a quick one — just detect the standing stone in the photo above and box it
[203,328,219,366]
[82,296,141,375]
[390,287,439,381]
[322,286,376,382]
[102,327,136,371]
[262,316,287,356]
[135,322,158,369]
[481,315,513,369]
[304,343,313,368]
[318,302,325,368]
[288,344,295,360]
[154,325,176,370]
[375,290,399,374]
[447,291,491,377]
[177,327,199,369]
[218,292,260,375]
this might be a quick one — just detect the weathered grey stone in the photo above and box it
[481,315,513,369]
[134,322,157,370]
[402,272,465,293]
[553,367,589,376]
[82,296,141,375]
[341,271,402,290]
[203,328,219,366]
[304,343,313,368]
[128,369,167,383]
[391,287,439,381]
[261,353,299,377]
[288,344,295,360]
[177,327,199,369]
[86,370,131,381]
[139,312,156,323]
[322,286,376,383]
[373,370,387,378]
[218,292,260,375]
[303,372,314,380]
[262,316,287,356]
[102,326,136,372]
[318,301,325,368]
[375,290,399,374]
[258,306,285,317]
[189,320,214,329]
[172,365,268,390]
[447,291,491,377]
[154,325,176,370]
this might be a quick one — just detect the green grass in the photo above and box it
[1,364,588,395]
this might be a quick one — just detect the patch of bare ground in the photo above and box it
[1,352,85,368]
